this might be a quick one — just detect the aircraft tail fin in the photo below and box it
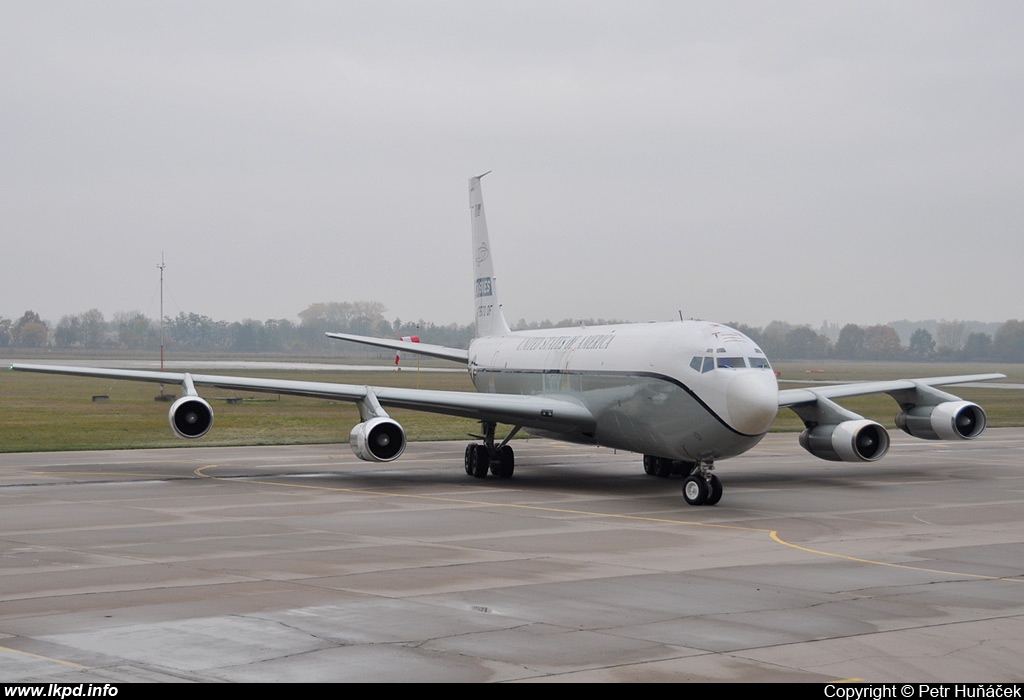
[469,172,512,338]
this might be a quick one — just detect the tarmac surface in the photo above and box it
[1,430,1023,682]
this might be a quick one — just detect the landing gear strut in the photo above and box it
[463,422,520,479]
[682,462,722,506]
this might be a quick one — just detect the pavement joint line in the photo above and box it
[193,463,1024,584]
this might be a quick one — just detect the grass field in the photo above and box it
[1,359,1020,453]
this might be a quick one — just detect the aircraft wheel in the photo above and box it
[655,459,674,478]
[464,444,475,475]
[471,444,490,478]
[491,444,514,478]
[705,475,723,506]
[683,475,709,506]
[644,455,673,478]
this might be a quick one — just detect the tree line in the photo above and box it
[731,320,1024,363]
[0,302,473,355]
[3,305,1024,362]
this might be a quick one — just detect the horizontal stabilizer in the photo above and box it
[326,332,469,364]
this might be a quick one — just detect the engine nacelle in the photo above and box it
[350,417,406,462]
[799,419,890,462]
[168,396,214,439]
[896,401,987,441]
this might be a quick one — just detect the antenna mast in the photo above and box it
[158,253,166,372]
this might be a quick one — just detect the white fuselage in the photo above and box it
[467,320,779,463]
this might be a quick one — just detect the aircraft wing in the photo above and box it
[8,363,592,433]
[325,332,469,364]
[778,373,1006,407]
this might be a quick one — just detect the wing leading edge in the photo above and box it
[778,373,1006,407]
[8,363,593,434]
[777,372,1005,464]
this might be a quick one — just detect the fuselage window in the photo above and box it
[716,356,746,369]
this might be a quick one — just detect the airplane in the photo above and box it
[9,173,1006,506]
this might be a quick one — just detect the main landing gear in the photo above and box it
[464,422,521,479]
[643,454,692,478]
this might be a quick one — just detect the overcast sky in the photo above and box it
[2,1,1022,331]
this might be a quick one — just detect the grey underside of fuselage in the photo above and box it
[472,368,764,462]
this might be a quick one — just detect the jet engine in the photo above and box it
[896,401,987,441]
[350,417,407,462]
[799,419,890,462]
[168,396,214,439]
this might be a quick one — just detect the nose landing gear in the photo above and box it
[682,462,722,506]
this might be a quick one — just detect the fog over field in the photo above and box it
[2,2,1022,328]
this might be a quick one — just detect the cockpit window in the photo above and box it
[694,355,769,371]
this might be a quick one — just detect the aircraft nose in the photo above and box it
[726,371,779,435]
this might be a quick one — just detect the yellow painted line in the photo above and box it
[0,644,87,669]
[197,463,1024,582]
[193,464,763,532]
[26,471,178,478]
[769,530,1024,583]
